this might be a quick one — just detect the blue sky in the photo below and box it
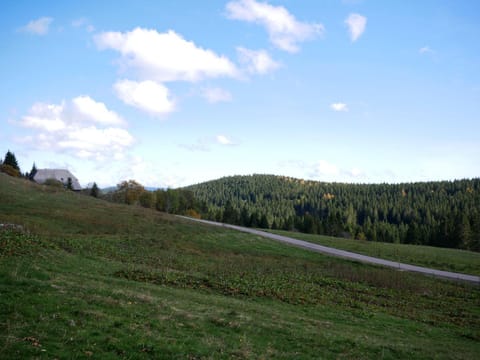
[1,0,479,188]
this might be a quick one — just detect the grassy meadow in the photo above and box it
[268,230,480,276]
[0,173,479,359]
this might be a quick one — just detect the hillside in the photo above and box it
[1,173,479,358]
[187,175,480,250]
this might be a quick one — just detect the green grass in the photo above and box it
[1,173,479,359]
[267,230,480,276]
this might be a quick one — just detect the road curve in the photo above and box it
[177,216,480,285]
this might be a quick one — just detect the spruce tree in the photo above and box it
[28,163,38,181]
[90,182,99,198]
[3,150,20,171]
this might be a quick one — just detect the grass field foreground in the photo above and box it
[1,174,479,359]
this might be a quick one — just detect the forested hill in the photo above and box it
[187,175,480,251]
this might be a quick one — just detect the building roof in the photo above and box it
[33,169,82,190]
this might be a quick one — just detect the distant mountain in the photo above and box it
[187,174,480,251]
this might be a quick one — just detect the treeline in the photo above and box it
[103,180,202,218]
[187,175,480,251]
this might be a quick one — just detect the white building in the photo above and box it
[33,169,82,191]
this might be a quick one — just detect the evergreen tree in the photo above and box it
[28,163,38,181]
[3,150,20,171]
[67,177,73,190]
[185,174,480,251]
[90,182,99,198]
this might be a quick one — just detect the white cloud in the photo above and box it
[345,13,367,42]
[114,79,175,115]
[21,103,66,132]
[72,96,126,125]
[202,87,232,103]
[419,46,434,54]
[216,135,235,145]
[330,103,349,112]
[237,47,281,74]
[226,0,324,53]
[17,97,133,160]
[19,17,53,35]
[95,28,238,82]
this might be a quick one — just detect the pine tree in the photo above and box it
[90,182,99,198]
[3,150,20,171]
[28,163,37,181]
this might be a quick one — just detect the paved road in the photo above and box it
[178,216,480,284]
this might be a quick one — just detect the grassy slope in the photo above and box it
[0,173,479,359]
[268,230,480,276]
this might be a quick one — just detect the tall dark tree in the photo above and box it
[90,182,99,198]
[28,163,38,181]
[3,150,20,171]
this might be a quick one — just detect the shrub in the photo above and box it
[185,209,201,219]
[0,164,20,177]
[44,178,64,188]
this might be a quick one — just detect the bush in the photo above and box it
[44,178,64,188]
[185,209,201,219]
[0,164,20,177]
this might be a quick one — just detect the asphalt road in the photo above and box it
[178,216,480,284]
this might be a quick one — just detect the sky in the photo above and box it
[1,0,479,188]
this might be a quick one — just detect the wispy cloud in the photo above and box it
[237,47,281,75]
[72,17,95,32]
[311,160,366,182]
[202,87,232,103]
[345,13,367,42]
[330,103,349,112]
[216,134,235,145]
[19,17,53,35]
[226,0,324,53]
[419,46,434,54]
[181,134,238,152]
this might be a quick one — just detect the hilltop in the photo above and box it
[0,173,479,358]
[188,174,480,250]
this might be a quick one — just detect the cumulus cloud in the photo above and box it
[237,47,281,74]
[19,17,53,35]
[114,79,175,115]
[17,97,133,160]
[72,96,126,125]
[95,28,238,82]
[345,13,367,42]
[202,87,232,103]
[330,102,349,112]
[226,0,324,53]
